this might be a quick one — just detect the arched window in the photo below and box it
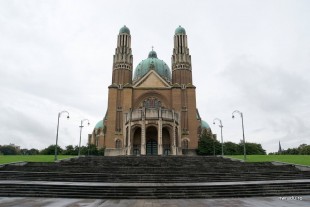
[115,139,122,149]
[182,140,189,149]
[143,97,161,109]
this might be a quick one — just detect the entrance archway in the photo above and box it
[146,126,158,155]
[132,127,141,155]
[162,127,171,155]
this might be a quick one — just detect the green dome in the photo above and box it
[133,50,171,82]
[201,120,210,129]
[94,120,104,129]
[175,25,186,34]
[119,25,130,34]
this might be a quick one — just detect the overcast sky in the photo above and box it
[0,0,309,153]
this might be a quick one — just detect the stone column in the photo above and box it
[141,108,146,155]
[171,110,176,155]
[158,108,163,155]
[178,126,182,155]
[158,119,162,155]
[127,110,132,155]
[172,125,177,155]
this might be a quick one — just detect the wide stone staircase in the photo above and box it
[0,156,309,199]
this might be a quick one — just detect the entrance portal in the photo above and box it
[162,127,171,155]
[146,139,158,155]
[132,127,141,155]
[146,126,158,155]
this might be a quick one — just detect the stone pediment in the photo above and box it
[133,70,171,88]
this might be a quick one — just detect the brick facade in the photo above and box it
[89,26,207,156]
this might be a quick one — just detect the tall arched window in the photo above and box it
[182,140,189,149]
[115,139,122,149]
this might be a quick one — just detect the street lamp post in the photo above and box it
[213,138,215,156]
[55,111,70,161]
[232,110,246,160]
[213,118,224,156]
[78,119,90,157]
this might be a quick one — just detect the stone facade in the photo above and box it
[89,26,211,156]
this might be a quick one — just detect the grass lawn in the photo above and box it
[226,155,310,166]
[0,155,76,164]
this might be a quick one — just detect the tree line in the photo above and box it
[0,144,104,156]
[269,143,310,155]
[2,137,308,156]
[197,130,266,155]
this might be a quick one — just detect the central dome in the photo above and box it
[133,50,171,82]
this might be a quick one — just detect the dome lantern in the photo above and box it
[119,25,130,34]
[148,50,157,58]
[175,25,186,35]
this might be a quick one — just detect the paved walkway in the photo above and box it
[0,196,309,207]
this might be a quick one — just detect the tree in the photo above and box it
[78,144,100,156]
[242,142,266,155]
[223,141,239,155]
[197,130,220,155]
[98,147,105,156]
[40,145,63,155]
[20,148,28,155]
[62,145,78,155]
[88,144,99,156]
[28,148,39,155]
[299,144,310,155]
[282,148,299,155]
[19,148,39,155]
[0,145,19,155]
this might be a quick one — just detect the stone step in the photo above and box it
[1,156,309,199]
[0,182,309,199]
[0,175,294,181]
[1,171,309,180]
[1,165,299,172]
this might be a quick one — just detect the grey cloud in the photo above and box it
[0,0,309,153]
[223,56,310,113]
[0,105,53,148]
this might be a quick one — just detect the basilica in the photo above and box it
[89,26,211,156]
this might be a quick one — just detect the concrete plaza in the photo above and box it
[0,196,309,207]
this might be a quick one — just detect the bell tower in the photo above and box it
[106,26,134,152]
[171,26,199,150]
[112,25,133,85]
[172,26,192,85]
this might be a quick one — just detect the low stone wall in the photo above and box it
[182,149,197,156]
[0,161,28,168]
[222,156,245,162]
[272,161,310,171]
[104,148,124,156]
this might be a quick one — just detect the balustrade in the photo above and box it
[125,108,178,123]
